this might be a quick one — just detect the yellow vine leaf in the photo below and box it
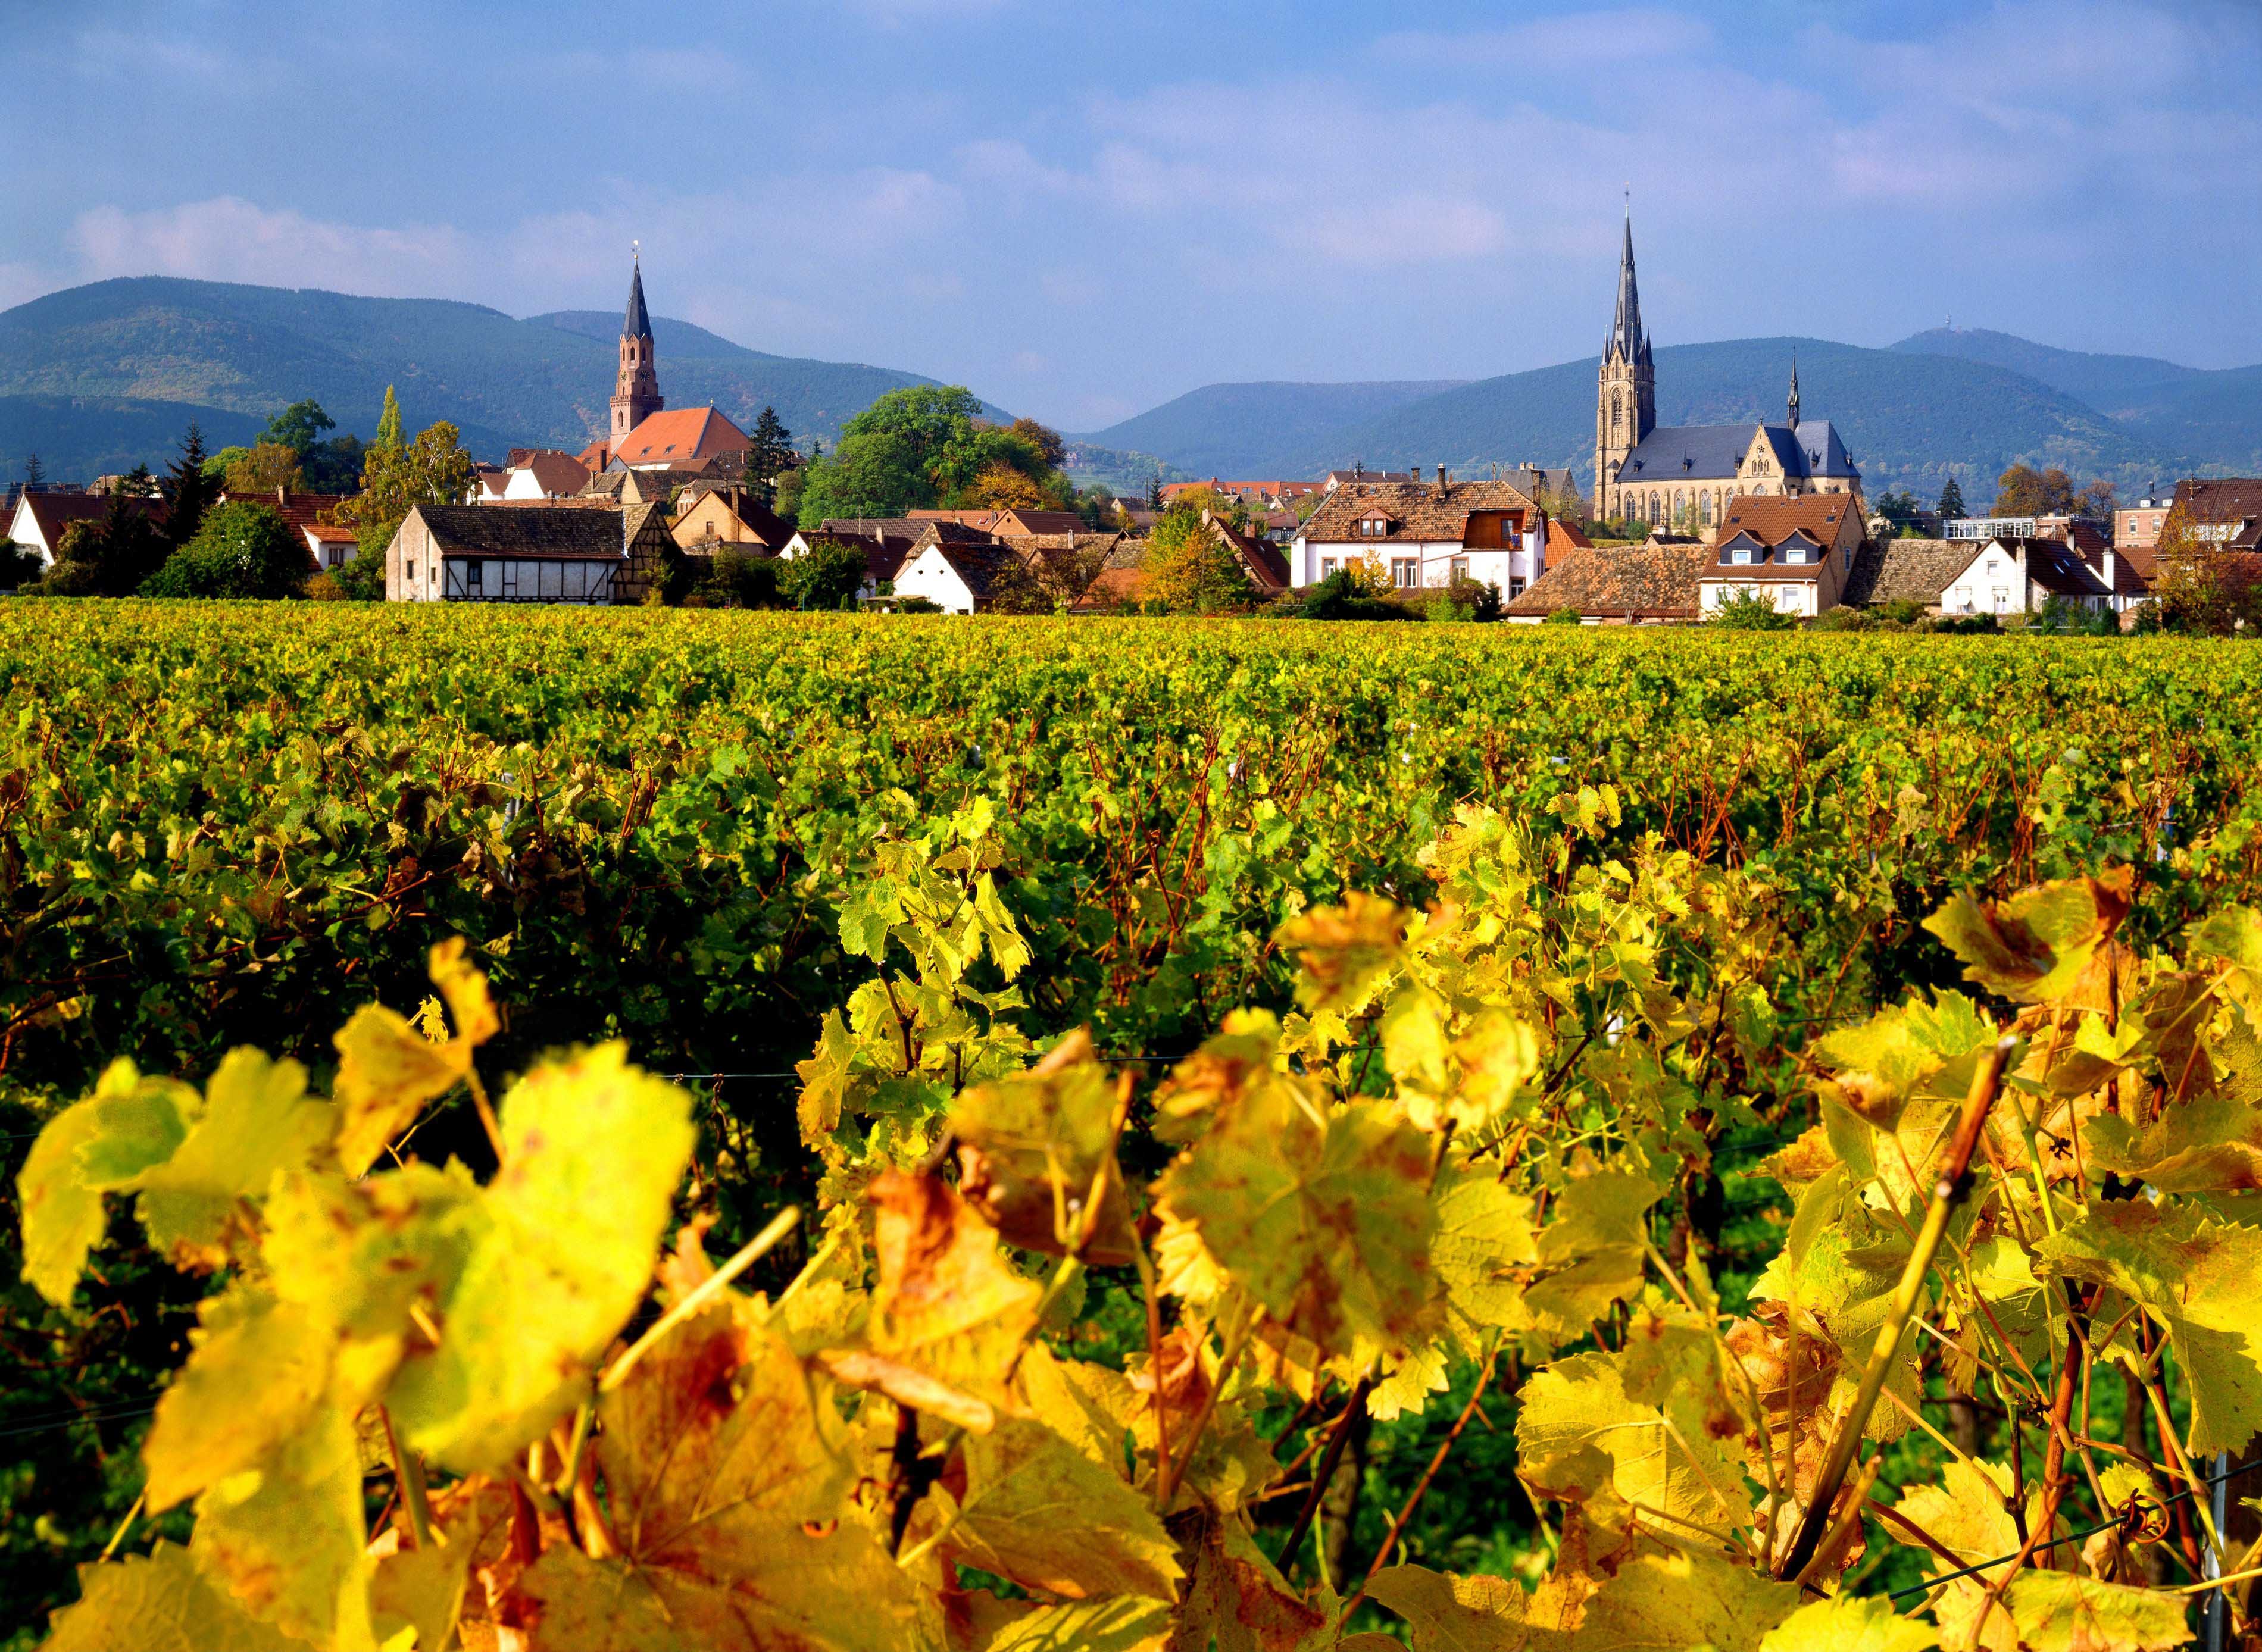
[1522,1168,1662,1353]
[1550,1542,1799,1649]
[333,938,497,1175]
[1364,1563,1529,1650]
[950,1028,1133,1265]
[960,1594,1172,1652]
[141,1287,330,1510]
[15,1096,114,1306]
[1999,1572,2189,1652]
[1279,890,1412,1016]
[1923,871,2133,1006]
[1516,1311,1749,1538]
[1154,1022,1436,1357]
[1145,1011,1291,1147]
[922,1416,1182,1600]
[188,1403,373,1650]
[2035,1199,2262,1456]
[126,1049,334,1267]
[1430,1162,1539,1350]
[1755,1592,1937,1651]
[863,1171,1041,1400]
[513,1307,924,1651]
[38,1540,302,1652]
[389,1044,693,1472]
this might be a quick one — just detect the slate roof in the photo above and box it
[1505,544,1709,618]
[408,504,626,561]
[1839,540,1972,606]
[1615,420,1857,487]
[1300,477,1541,546]
[624,259,653,340]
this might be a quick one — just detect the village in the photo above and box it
[6,224,2258,630]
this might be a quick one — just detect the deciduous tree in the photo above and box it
[142,502,308,599]
[224,442,305,495]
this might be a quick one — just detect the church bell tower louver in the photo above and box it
[610,246,663,446]
[1594,210,1654,521]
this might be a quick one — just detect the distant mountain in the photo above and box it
[1078,380,1469,478]
[1078,337,2229,500]
[1888,327,2262,477]
[0,277,1007,481]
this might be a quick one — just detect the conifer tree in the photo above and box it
[747,407,796,493]
[376,386,404,451]
[160,423,217,548]
[1937,473,1966,522]
[23,453,43,489]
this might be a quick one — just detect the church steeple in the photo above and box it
[1786,352,1801,431]
[610,244,663,447]
[1594,204,1656,520]
[1607,212,1649,366]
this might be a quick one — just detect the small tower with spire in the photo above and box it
[1786,352,1801,431]
[610,243,663,446]
[1595,203,1655,520]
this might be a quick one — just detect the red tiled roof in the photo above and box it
[612,407,751,469]
[1546,518,1592,553]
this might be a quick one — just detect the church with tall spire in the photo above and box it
[610,252,664,445]
[1592,214,1860,529]
[586,250,754,477]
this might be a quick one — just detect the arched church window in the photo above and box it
[1610,392,1621,435]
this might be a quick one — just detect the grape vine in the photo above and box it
[20,792,2262,1650]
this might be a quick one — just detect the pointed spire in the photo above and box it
[1608,202,1645,364]
[1786,351,1801,431]
[623,246,652,343]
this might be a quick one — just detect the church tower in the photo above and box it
[1594,213,1654,520]
[610,250,663,446]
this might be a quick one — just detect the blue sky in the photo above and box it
[7,0,2258,428]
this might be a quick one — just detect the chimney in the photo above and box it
[277,485,289,507]
[1435,464,1447,497]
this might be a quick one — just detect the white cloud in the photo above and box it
[69,197,476,297]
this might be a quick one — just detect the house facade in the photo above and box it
[893,535,1024,614]
[1696,493,1866,618]
[6,491,156,565]
[1291,470,1547,593]
[672,486,792,552]
[383,502,671,604]
[1936,536,2113,616]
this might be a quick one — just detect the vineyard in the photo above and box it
[8,603,2262,1650]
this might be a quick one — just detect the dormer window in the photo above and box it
[1730,547,1754,565]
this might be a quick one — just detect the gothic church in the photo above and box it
[1594,218,1860,528]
